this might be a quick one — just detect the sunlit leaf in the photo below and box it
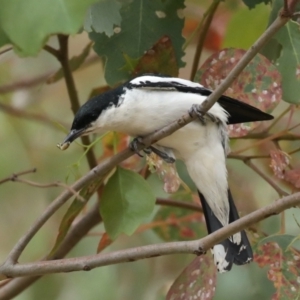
[47,42,93,84]
[222,4,269,49]
[100,167,156,239]
[133,35,179,77]
[195,48,281,137]
[48,176,103,257]
[167,254,217,300]
[84,0,122,37]
[90,0,185,85]
[0,0,99,56]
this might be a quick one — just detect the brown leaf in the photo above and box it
[146,152,180,193]
[167,254,217,300]
[284,168,300,189]
[270,150,290,179]
[133,35,179,77]
[97,233,113,253]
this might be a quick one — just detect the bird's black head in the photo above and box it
[57,85,125,150]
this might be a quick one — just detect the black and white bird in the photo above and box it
[58,74,273,273]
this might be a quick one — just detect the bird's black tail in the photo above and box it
[198,189,253,272]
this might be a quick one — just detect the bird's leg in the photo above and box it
[145,146,176,164]
[189,104,219,124]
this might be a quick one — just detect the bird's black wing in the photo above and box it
[128,79,273,125]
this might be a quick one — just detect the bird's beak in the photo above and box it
[57,128,86,151]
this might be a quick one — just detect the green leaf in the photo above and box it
[89,0,185,85]
[222,3,269,49]
[257,234,296,251]
[84,0,122,37]
[167,254,217,300]
[0,0,99,56]
[242,0,271,9]
[0,25,10,48]
[100,167,156,239]
[47,42,93,84]
[48,176,104,257]
[273,20,300,104]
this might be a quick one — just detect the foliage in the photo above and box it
[0,0,300,299]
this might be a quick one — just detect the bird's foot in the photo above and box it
[145,146,175,164]
[189,104,206,125]
[129,137,145,157]
[189,104,218,124]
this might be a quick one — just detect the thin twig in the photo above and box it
[190,0,220,80]
[1,192,300,277]
[156,198,202,212]
[245,160,288,197]
[56,34,98,169]
[11,178,86,203]
[0,168,36,185]
[0,102,68,129]
[0,47,12,56]
[0,204,102,299]
[1,9,291,268]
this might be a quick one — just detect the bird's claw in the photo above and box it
[129,137,145,157]
[189,104,218,124]
[189,104,206,125]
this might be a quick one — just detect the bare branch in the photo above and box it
[1,8,291,269]
[156,198,202,212]
[0,102,68,129]
[0,168,36,185]
[0,204,102,299]
[12,178,86,203]
[1,192,300,278]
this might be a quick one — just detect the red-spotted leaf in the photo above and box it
[167,254,217,300]
[284,168,300,189]
[132,35,179,77]
[270,150,290,179]
[254,235,300,300]
[195,48,281,137]
[48,176,104,257]
[100,167,156,239]
[146,152,180,193]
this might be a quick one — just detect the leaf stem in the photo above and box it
[190,0,220,80]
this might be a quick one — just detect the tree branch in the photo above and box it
[0,168,36,185]
[1,9,290,269]
[0,204,102,299]
[56,34,98,169]
[1,192,300,278]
